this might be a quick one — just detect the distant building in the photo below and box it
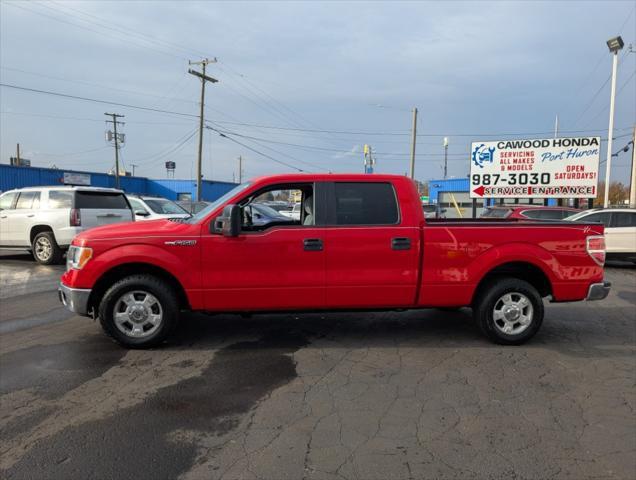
[0,164,238,201]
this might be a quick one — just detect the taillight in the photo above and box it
[586,235,606,266]
[70,208,81,227]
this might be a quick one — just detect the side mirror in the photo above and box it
[134,210,150,217]
[212,204,241,236]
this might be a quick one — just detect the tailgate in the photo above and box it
[74,191,133,226]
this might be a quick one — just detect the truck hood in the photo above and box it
[74,218,197,243]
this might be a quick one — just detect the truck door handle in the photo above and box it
[27,214,35,217]
[391,237,411,250]
[303,238,323,251]
[0,215,7,219]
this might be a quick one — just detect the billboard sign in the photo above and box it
[469,137,600,198]
[63,172,91,186]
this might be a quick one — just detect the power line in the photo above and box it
[6,2,186,61]
[206,126,304,172]
[34,146,111,157]
[211,119,627,138]
[131,128,199,165]
[0,83,198,118]
[0,66,198,106]
[207,124,469,157]
[0,110,194,125]
[581,69,636,128]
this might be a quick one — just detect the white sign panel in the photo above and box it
[469,137,601,199]
[63,172,91,186]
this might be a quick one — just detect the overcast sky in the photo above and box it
[1,0,635,185]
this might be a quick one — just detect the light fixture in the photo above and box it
[607,36,624,53]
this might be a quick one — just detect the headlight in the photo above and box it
[67,246,93,270]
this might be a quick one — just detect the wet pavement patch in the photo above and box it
[0,336,126,398]
[2,329,308,480]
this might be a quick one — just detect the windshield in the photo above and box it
[143,198,189,215]
[187,182,252,223]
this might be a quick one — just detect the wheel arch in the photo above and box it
[471,260,553,306]
[30,224,54,244]
[87,262,191,315]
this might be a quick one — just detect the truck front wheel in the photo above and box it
[473,277,544,345]
[98,275,179,348]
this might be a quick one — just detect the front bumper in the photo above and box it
[586,281,611,301]
[58,283,92,316]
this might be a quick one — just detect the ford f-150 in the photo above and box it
[59,174,610,348]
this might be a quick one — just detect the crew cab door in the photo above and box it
[200,182,326,310]
[323,181,420,308]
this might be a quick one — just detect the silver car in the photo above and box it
[0,186,133,264]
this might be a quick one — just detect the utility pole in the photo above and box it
[188,58,218,201]
[630,125,636,208]
[16,143,20,163]
[409,107,418,179]
[238,155,243,183]
[443,137,449,179]
[131,163,138,177]
[604,36,624,208]
[105,113,125,189]
[554,115,560,207]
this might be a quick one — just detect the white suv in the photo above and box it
[565,208,636,263]
[0,186,133,264]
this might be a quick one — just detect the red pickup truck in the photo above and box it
[59,174,610,348]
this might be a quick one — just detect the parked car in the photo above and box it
[422,203,446,219]
[59,173,609,349]
[481,205,580,220]
[248,203,294,226]
[126,195,190,221]
[0,186,133,264]
[565,208,636,263]
[280,203,301,220]
[176,200,211,214]
[261,201,293,213]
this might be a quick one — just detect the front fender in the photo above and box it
[63,243,197,292]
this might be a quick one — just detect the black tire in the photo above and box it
[32,231,64,265]
[98,275,179,348]
[473,277,544,345]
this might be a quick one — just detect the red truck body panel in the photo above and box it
[62,173,604,313]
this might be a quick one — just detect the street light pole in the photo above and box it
[443,137,449,179]
[603,36,624,208]
[409,107,417,179]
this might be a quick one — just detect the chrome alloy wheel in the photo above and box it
[34,236,52,261]
[113,290,163,338]
[492,292,533,335]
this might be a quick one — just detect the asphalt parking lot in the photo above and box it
[1,250,635,480]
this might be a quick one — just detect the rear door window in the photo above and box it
[333,182,399,225]
[75,192,129,209]
[580,212,611,227]
[15,191,40,209]
[48,191,73,209]
[610,212,636,228]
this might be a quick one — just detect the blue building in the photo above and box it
[0,164,238,202]
[428,177,557,218]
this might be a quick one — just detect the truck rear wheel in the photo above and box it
[473,277,544,345]
[98,275,179,348]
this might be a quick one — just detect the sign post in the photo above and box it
[469,137,601,200]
